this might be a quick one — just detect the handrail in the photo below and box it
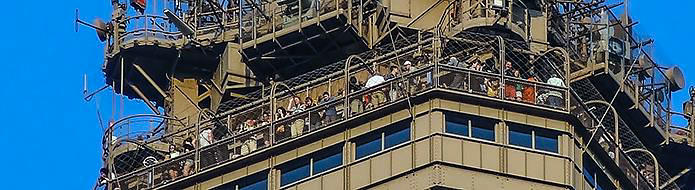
[102,33,572,190]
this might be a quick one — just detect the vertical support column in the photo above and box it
[253,6,258,48]
[358,0,363,37]
[238,0,243,46]
[347,0,352,25]
[650,65,655,128]
[168,78,201,146]
[432,32,441,87]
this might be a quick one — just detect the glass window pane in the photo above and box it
[444,112,471,136]
[509,126,532,148]
[471,120,495,141]
[384,123,410,149]
[313,144,343,174]
[355,133,382,159]
[240,179,268,190]
[445,121,469,136]
[280,159,310,186]
[214,171,268,190]
[535,129,559,153]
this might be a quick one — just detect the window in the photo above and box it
[213,170,268,190]
[355,132,382,159]
[355,119,412,160]
[583,154,617,190]
[507,123,560,153]
[445,120,469,136]
[535,128,559,153]
[471,122,495,141]
[384,122,411,149]
[509,126,532,148]
[312,145,343,174]
[445,112,498,142]
[280,158,310,186]
[280,143,345,187]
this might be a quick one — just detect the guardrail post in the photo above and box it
[344,56,353,119]
[195,113,201,173]
[271,80,277,144]
[253,7,257,48]
[498,36,505,100]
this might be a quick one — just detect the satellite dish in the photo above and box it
[665,66,686,92]
[94,19,108,42]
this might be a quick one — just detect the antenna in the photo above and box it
[84,74,110,102]
[75,9,111,42]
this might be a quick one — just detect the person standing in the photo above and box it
[320,92,338,124]
[546,73,566,108]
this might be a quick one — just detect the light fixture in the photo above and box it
[665,66,685,92]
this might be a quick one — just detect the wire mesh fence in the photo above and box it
[573,78,679,190]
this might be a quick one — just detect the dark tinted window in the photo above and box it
[471,121,495,141]
[445,112,471,136]
[384,121,410,149]
[535,128,559,153]
[280,158,310,186]
[583,154,616,190]
[240,178,268,190]
[313,144,343,174]
[213,170,268,190]
[445,120,469,136]
[355,132,382,159]
[509,126,532,148]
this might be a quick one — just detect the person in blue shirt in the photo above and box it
[320,92,338,124]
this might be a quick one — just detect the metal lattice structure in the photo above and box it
[78,0,695,190]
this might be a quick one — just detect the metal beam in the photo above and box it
[133,63,169,100]
[199,85,212,100]
[660,165,693,189]
[128,82,161,115]
[173,84,203,112]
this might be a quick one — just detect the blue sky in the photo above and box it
[0,0,692,189]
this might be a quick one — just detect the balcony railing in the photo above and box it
[109,0,355,54]
[99,33,571,190]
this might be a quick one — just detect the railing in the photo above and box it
[569,95,658,190]
[101,33,570,190]
[438,0,530,39]
[118,15,183,44]
[438,64,568,111]
[109,0,354,53]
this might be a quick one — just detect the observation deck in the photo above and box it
[101,0,382,107]
[101,32,572,190]
[87,1,695,190]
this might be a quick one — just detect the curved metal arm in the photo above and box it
[625,148,659,189]
[435,0,459,38]
[271,81,293,121]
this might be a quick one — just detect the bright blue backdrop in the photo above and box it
[0,0,692,189]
